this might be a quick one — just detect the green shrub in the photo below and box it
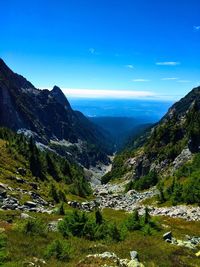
[183,176,200,205]
[44,239,72,261]
[125,208,160,235]
[126,171,158,192]
[17,218,47,237]
[107,223,127,242]
[125,209,141,231]
[58,210,126,242]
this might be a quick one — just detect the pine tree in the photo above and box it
[144,207,151,224]
[58,202,65,215]
[95,210,103,225]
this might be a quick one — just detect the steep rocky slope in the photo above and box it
[103,87,200,204]
[0,59,113,167]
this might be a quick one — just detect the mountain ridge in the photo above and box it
[0,59,113,167]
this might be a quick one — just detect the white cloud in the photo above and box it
[161,77,179,80]
[61,88,155,99]
[177,80,191,83]
[125,64,134,69]
[156,61,180,66]
[194,26,200,31]
[132,79,150,82]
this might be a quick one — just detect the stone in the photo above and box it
[20,213,33,219]
[0,183,8,190]
[24,201,37,208]
[130,251,138,260]
[48,221,59,232]
[127,259,143,267]
[0,190,7,198]
[163,231,172,241]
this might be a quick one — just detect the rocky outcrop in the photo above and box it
[172,148,193,172]
[78,251,144,267]
[147,205,200,221]
[0,184,53,213]
[163,232,200,250]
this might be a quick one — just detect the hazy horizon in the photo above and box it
[69,98,173,122]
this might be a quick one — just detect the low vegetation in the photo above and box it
[0,208,199,266]
[157,153,200,205]
[126,171,158,191]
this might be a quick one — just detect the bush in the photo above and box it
[58,210,126,242]
[183,176,200,205]
[125,208,160,235]
[125,209,140,231]
[161,153,200,205]
[17,218,47,237]
[126,171,158,192]
[44,239,72,261]
[107,223,127,242]
[58,210,89,238]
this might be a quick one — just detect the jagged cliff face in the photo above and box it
[0,59,113,167]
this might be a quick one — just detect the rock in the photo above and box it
[20,213,33,219]
[128,259,144,267]
[163,231,172,241]
[120,258,130,266]
[81,251,144,267]
[99,190,108,196]
[0,190,7,198]
[23,257,46,266]
[172,148,192,172]
[130,251,138,260]
[24,201,37,208]
[48,221,59,232]
[97,251,118,260]
[0,183,8,190]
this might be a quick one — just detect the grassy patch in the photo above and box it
[0,207,199,266]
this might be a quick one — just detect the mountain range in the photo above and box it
[0,59,114,168]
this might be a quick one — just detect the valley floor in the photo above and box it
[0,178,200,266]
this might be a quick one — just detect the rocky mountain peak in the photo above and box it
[52,85,62,93]
[50,85,71,109]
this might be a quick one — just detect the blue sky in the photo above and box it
[1,0,200,100]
